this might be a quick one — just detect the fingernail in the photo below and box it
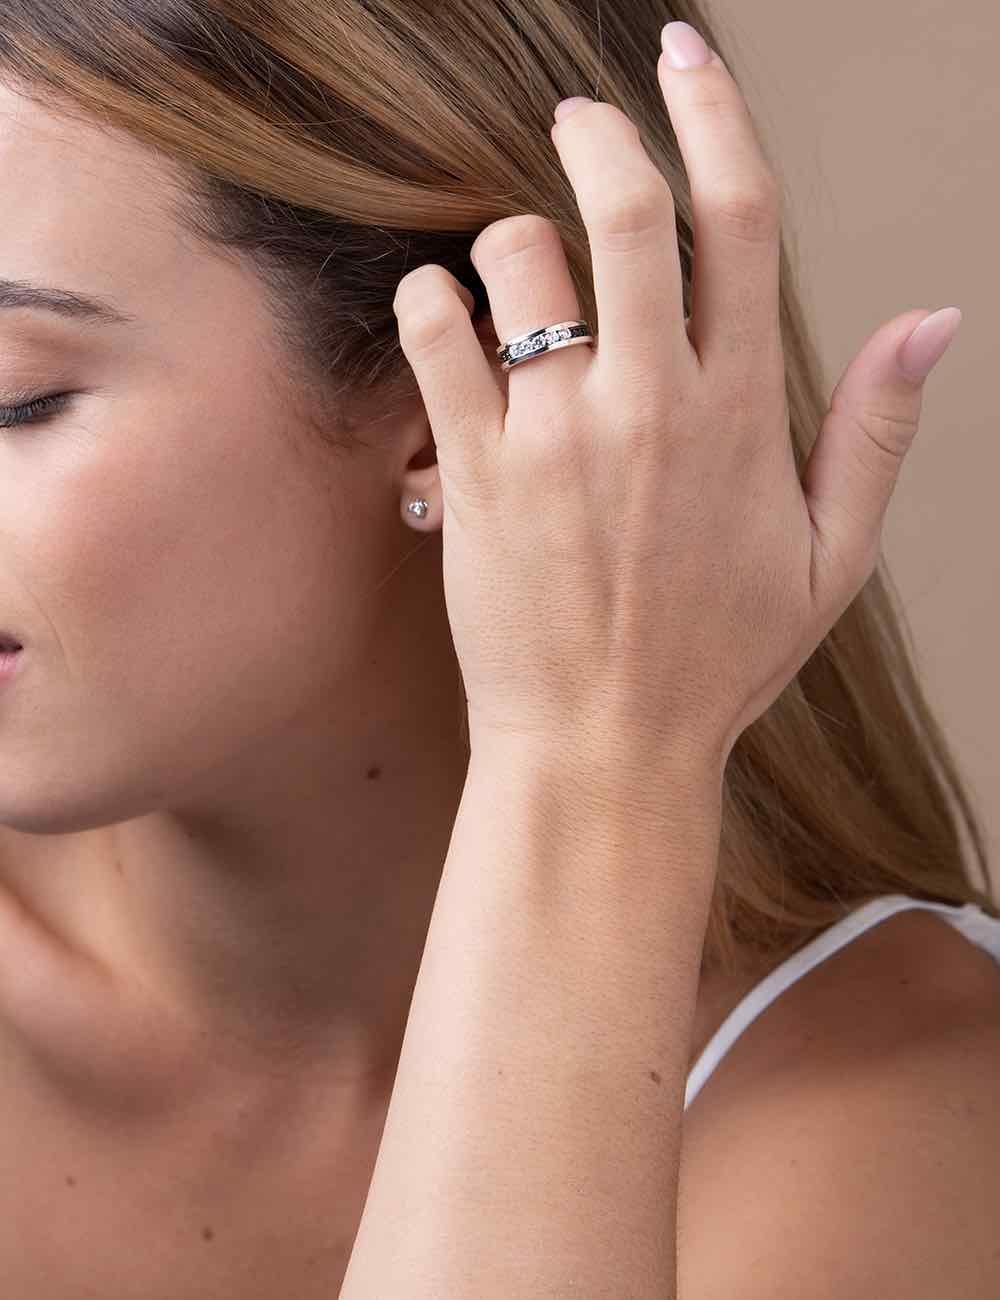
[661,21,713,70]
[553,97,592,123]
[897,307,963,382]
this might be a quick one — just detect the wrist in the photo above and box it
[466,721,727,860]
[459,727,723,957]
[468,719,727,804]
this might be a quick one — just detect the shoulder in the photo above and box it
[678,906,1000,1299]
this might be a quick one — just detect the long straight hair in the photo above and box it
[0,0,993,974]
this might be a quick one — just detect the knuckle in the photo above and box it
[472,214,560,269]
[395,262,451,299]
[707,177,780,243]
[395,284,469,355]
[398,308,464,357]
[686,77,735,119]
[848,403,919,465]
[394,265,456,320]
[590,178,671,250]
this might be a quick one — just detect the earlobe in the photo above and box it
[405,497,432,523]
[401,465,441,530]
[398,413,443,531]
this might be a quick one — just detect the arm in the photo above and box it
[338,737,725,1300]
[364,16,957,1295]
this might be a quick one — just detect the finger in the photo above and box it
[393,265,507,502]
[802,308,963,608]
[550,100,693,384]
[469,214,592,421]
[656,30,782,374]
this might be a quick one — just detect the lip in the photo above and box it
[0,632,22,652]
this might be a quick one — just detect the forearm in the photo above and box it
[338,736,725,1300]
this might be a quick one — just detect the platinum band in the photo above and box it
[497,319,595,373]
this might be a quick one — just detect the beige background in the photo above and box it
[705,0,998,889]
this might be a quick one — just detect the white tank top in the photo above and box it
[684,892,1000,1111]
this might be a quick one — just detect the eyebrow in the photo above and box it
[0,277,136,327]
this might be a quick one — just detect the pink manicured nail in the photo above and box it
[553,97,592,123]
[897,308,963,382]
[661,22,712,70]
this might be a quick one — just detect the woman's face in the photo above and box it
[0,82,434,836]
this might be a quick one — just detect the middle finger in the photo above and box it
[551,99,694,386]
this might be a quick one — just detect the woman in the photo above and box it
[0,1,995,1296]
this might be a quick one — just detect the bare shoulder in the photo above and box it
[678,906,1000,1299]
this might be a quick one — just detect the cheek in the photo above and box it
[19,412,364,742]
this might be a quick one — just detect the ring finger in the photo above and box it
[469,214,592,420]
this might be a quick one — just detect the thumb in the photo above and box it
[802,306,963,605]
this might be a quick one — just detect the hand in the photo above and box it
[391,24,962,770]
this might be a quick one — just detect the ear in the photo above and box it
[398,415,443,529]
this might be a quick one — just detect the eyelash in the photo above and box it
[0,392,73,430]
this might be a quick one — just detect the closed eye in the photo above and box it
[0,392,74,430]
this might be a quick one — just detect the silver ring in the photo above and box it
[497,319,595,373]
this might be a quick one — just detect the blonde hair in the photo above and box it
[2,0,993,973]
